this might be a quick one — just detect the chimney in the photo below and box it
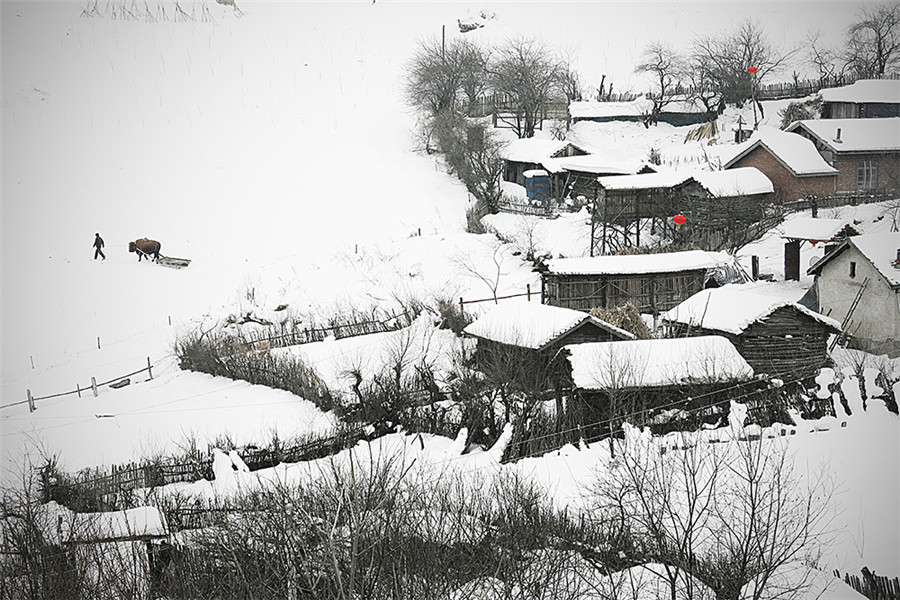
[895,249,900,268]
[834,128,843,143]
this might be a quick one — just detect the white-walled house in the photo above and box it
[807,232,900,356]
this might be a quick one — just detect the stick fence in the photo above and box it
[2,357,154,413]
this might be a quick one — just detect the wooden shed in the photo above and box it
[592,172,705,253]
[501,139,590,194]
[819,79,900,119]
[541,155,656,201]
[691,168,777,251]
[463,301,634,353]
[559,336,755,437]
[780,217,860,281]
[662,285,841,378]
[462,302,634,406]
[541,250,740,315]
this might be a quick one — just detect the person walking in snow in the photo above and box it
[93,232,106,260]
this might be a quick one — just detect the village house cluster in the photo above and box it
[470,78,900,432]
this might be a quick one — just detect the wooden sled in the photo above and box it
[156,254,191,269]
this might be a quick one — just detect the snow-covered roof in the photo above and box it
[852,233,900,288]
[597,171,692,190]
[542,154,649,175]
[463,301,633,350]
[501,139,588,163]
[569,97,707,119]
[693,167,774,197]
[722,126,838,176]
[661,285,841,335]
[810,232,900,289]
[781,217,860,241]
[788,118,900,153]
[819,79,900,104]
[563,335,753,389]
[547,250,733,276]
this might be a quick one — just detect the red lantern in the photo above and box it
[747,66,758,74]
[673,214,687,229]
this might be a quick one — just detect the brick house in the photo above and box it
[787,118,900,193]
[820,79,900,119]
[722,127,837,201]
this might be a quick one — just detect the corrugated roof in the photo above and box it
[661,285,841,335]
[563,335,753,389]
[547,250,733,276]
[463,302,633,350]
[819,79,900,104]
[789,118,900,153]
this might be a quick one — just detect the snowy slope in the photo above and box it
[2,0,898,582]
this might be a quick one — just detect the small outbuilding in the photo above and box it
[559,335,755,436]
[661,285,841,378]
[463,301,634,358]
[541,250,741,315]
[780,217,861,281]
[819,79,900,119]
[462,302,635,410]
[569,97,714,127]
[806,232,900,357]
[691,167,777,251]
[501,139,591,193]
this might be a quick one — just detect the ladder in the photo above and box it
[829,277,869,351]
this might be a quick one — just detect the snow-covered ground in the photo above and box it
[3,0,898,585]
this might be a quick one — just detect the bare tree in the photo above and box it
[557,50,585,103]
[433,111,506,212]
[695,439,835,600]
[844,2,900,78]
[490,36,564,138]
[592,425,835,600]
[404,36,474,118]
[806,32,848,83]
[635,41,685,126]
[691,20,798,112]
[457,40,491,116]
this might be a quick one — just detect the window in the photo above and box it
[850,261,857,278]
[857,160,877,190]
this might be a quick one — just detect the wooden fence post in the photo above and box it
[527,283,531,301]
[147,357,153,380]
[459,297,465,315]
[77,383,82,398]
[91,377,98,397]
[27,389,35,412]
[97,336,101,350]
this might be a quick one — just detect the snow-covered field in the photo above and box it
[2,0,898,588]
